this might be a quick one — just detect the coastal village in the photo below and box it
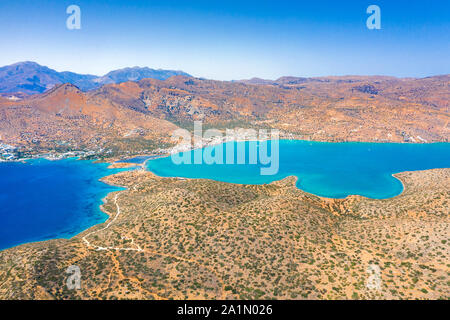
[0,142,101,162]
[0,143,17,161]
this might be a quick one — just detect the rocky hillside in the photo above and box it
[0,82,179,156]
[0,73,448,158]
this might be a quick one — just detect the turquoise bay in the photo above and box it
[147,140,450,199]
[1,141,449,251]
[0,158,126,250]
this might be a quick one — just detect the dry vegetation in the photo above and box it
[0,168,448,300]
[0,75,448,159]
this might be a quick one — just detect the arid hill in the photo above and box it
[0,74,448,157]
[0,83,179,155]
[0,168,448,299]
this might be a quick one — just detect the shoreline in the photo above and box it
[2,137,449,164]
[143,165,412,201]
[0,140,448,252]
[0,159,132,252]
[112,138,450,167]
[0,164,443,253]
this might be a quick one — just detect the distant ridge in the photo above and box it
[0,61,96,94]
[0,61,192,95]
[94,66,191,86]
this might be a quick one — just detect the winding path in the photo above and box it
[81,176,227,299]
[82,190,143,252]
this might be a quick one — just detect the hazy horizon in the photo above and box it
[1,0,449,80]
[3,60,450,82]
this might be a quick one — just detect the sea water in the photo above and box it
[147,140,450,199]
[0,158,126,250]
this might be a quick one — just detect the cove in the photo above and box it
[147,140,450,199]
[0,158,127,250]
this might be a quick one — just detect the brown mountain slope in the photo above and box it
[0,83,179,154]
[94,74,449,142]
[0,75,448,157]
[116,76,450,142]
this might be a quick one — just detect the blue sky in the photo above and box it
[0,0,448,79]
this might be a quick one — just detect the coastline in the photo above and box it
[67,166,443,254]
[2,165,448,299]
[110,138,450,167]
[1,140,448,252]
[143,165,409,201]
[1,136,447,164]
[0,159,132,252]
[143,139,449,199]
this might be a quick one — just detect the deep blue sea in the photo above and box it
[147,140,450,199]
[0,158,126,250]
[1,141,449,251]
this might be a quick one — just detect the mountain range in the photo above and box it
[0,61,191,95]
[0,69,448,160]
[0,68,448,301]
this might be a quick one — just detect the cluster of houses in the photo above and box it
[0,142,106,162]
[0,143,18,161]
